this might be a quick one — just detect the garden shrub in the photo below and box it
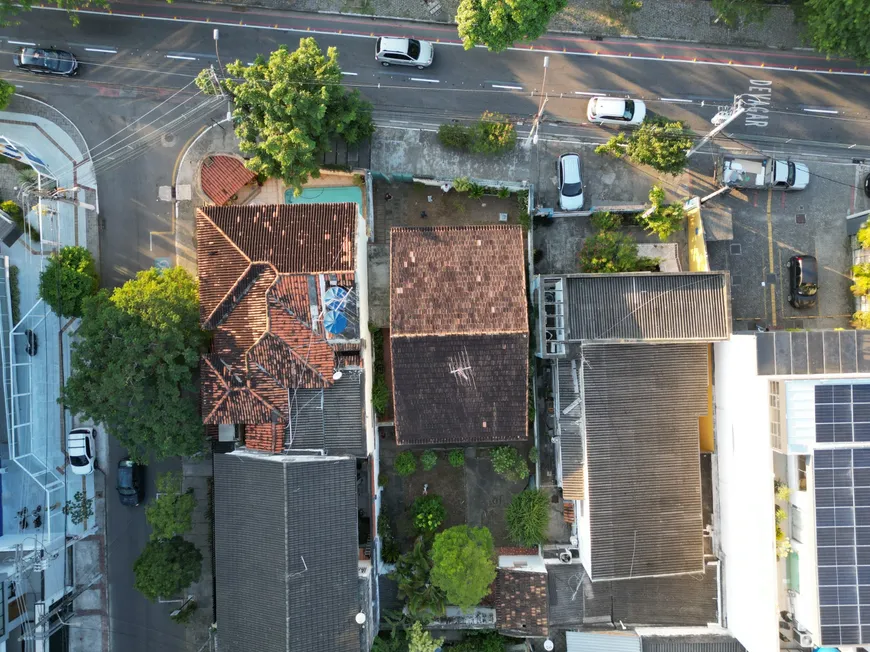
[471,112,516,155]
[528,446,538,464]
[395,451,417,477]
[853,264,870,296]
[578,230,659,273]
[438,123,475,151]
[453,176,473,192]
[591,211,623,231]
[449,631,507,652]
[468,183,486,199]
[505,489,549,547]
[855,312,870,329]
[859,222,870,249]
[378,514,401,564]
[421,450,438,471]
[448,449,465,468]
[1,200,39,242]
[412,495,446,533]
[372,378,391,416]
[490,446,529,482]
[9,264,20,325]
[378,472,389,488]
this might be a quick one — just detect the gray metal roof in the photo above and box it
[286,369,366,455]
[756,330,870,376]
[214,452,363,652]
[641,636,746,652]
[547,563,719,628]
[554,358,585,499]
[582,344,708,581]
[555,273,730,343]
[567,631,640,652]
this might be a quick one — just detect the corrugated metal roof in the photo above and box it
[582,344,708,581]
[641,636,747,652]
[286,370,365,455]
[555,358,585,499]
[561,273,730,343]
[567,631,641,652]
[756,330,870,376]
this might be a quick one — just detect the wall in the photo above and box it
[713,336,779,652]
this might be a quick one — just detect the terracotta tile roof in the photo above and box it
[196,205,360,452]
[200,155,256,206]
[495,568,549,637]
[198,205,356,274]
[390,225,527,336]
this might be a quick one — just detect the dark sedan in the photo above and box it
[786,255,819,309]
[116,458,145,507]
[13,47,79,76]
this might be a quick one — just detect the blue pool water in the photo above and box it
[284,185,363,209]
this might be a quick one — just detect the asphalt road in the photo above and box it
[0,4,868,652]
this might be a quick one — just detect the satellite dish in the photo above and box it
[323,286,349,312]
[332,371,343,381]
[355,612,366,625]
[323,310,348,335]
[544,640,555,651]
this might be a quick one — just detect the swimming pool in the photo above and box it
[284,185,363,208]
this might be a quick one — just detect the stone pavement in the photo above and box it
[201,0,806,50]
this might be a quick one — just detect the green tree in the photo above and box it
[804,0,870,63]
[853,264,870,297]
[133,537,203,601]
[456,0,567,52]
[430,525,496,610]
[0,79,14,110]
[578,230,659,273]
[145,472,197,541]
[451,631,507,652]
[395,451,417,477]
[0,0,107,27]
[505,489,550,547]
[218,39,374,195]
[596,118,693,175]
[62,267,207,463]
[390,539,447,617]
[640,186,685,241]
[38,246,99,318]
[490,446,528,482]
[858,222,870,249]
[408,621,444,652]
[710,0,769,27]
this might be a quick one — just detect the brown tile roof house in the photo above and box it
[389,225,529,445]
[200,155,257,206]
[495,568,549,637]
[197,204,365,454]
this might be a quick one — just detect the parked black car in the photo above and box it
[116,458,145,507]
[787,255,819,309]
[24,329,37,356]
[13,47,79,76]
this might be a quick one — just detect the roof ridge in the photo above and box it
[202,262,274,330]
[196,207,254,265]
[389,224,522,233]
[392,329,529,338]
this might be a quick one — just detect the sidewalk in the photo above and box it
[181,455,215,652]
[201,0,806,50]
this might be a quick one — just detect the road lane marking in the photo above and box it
[492,84,522,90]
[659,97,692,103]
[804,108,839,114]
[341,71,358,76]
[574,91,600,96]
[165,54,197,61]
[85,47,117,54]
[8,40,36,46]
[411,78,439,83]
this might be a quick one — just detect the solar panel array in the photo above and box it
[814,384,870,646]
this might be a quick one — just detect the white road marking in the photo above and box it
[493,84,523,90]
[341,71,358,76]
[165,54,197,61]
[8,40,36,46]
[85,47,117,54]
[804,108,839,114]
[411,78,439,83]
[659,97,693,103]
[574,91,600,96]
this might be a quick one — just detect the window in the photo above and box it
[791,504,803,543]
[797,455,807,491]
[787,550,800,593]
[770,381,783,450]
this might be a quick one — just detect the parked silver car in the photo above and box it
[375,37,434,69]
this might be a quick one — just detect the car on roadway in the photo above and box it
[587,96,646,126]
[13,47,79,77]
[375,37,434,69]
[67,427,96,476]
[116,458,145,507]
[786,255,819,309]
[557,153,584,211]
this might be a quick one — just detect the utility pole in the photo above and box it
[19,574,102,642]
[525,56,550,146]
[686,95,747,158]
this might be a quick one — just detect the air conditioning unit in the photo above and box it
[796,630,812,648]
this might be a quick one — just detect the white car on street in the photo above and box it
[67,427,96,476]
[557,153,584,211]
[587,97,647,126]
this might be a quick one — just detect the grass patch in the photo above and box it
[9,264,20,325]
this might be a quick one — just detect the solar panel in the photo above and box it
[815,384,870,646]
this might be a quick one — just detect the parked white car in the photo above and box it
[374,37,434,69]
[557,153,584,211]
[67,427,96,476]
[587,97,647,126]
